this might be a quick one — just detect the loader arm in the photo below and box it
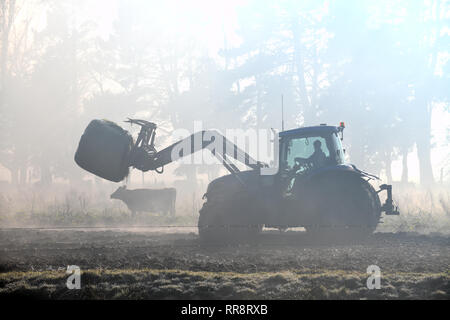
[130,129,265,175]
[74,119,267,184]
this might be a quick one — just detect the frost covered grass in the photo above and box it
[377,185,450,235]
[1,268,448,300]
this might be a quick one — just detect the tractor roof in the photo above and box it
[279,125,339,137]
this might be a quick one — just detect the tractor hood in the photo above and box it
[207,170,258,187]
[205,170,260,197]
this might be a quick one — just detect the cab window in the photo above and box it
[285,136,330,169]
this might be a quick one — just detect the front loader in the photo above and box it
[75,119,399,243]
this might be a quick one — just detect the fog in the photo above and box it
[0,0,448,227]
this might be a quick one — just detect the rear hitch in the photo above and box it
[377,184,400,215]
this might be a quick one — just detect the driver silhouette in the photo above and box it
[297,140,326,168]
[309,140,326,168]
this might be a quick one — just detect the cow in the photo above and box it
[110,186,176,217]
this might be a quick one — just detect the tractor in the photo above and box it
[75,119,399,243]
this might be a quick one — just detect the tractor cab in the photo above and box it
[279,123,346,179]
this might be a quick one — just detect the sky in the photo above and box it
[88,0,244,58]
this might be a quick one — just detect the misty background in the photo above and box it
[0,0,448,230]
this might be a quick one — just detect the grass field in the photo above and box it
[1,268,449,300]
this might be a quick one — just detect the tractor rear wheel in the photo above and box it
[305,174,381,242]
[198,192,262,244]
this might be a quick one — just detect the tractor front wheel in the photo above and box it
[198,193,262,245]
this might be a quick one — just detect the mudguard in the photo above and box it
[302,164,379,182]
[300,164,398,215]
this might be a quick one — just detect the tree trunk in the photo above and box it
[19,165,27,185]
[10,167,18,185]
[0,0,16,95]
[415,101,434,186]
[291,18,311,125]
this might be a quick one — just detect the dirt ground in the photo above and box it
[0,228,448,299]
